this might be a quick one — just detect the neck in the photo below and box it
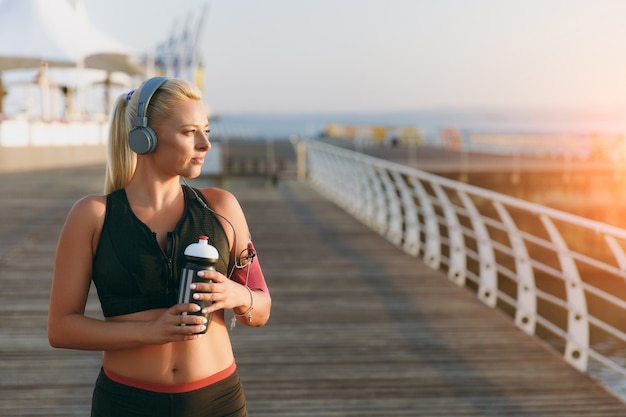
[125,175,183,211]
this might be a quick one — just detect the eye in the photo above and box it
[204,129,211,137]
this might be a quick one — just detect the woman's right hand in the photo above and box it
[146,303,208,344]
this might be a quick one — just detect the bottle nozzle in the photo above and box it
[184,236,219,260]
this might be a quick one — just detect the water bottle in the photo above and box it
[178,236,219,333]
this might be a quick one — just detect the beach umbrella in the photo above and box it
[0,0,144,116]
[0,0,77,70]
[0,0,143,73]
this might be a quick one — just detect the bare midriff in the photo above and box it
[103,309,234,385]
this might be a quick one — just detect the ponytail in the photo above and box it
[104,92,137,194]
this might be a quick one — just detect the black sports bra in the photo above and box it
[92,185,230,318]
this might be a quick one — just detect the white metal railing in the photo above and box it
[302,139,626,383]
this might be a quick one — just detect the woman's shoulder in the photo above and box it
[66,194,107,224]
[198,187,245,218]
[73,194,107,210]
[199,187,239,207]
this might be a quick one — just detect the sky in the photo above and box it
[82,0,626,116]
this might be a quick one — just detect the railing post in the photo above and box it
[410,178,441,269]
[367,166,388,235]
[380,169,403,246]
[458,191,497,307]
[493,201,536,335]
[605,235,626,271]
[431,184,466,285]
[540,215,589,372]
[392,171,420,256]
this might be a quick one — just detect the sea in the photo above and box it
[208,108,626,143]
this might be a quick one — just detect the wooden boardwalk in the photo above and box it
[1,165,626,416]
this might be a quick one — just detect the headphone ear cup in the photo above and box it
[128,127,158,155]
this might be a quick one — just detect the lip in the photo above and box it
[191,156,205,165]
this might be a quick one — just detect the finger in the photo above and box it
[178,316,208,334]
[173,303,203,314]
[198,270,221,281]
[179,313,207,325]
[204,302,221,314]
[177,326,206,339]
[190,281,213,293]
[182,322,207,334]
[192,290,215,302]
[200,271,229,284]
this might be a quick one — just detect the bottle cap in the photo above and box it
[184,236,219,261]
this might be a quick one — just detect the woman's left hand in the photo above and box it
[190,270,249,314]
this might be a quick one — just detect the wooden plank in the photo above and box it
[0,160,625,416]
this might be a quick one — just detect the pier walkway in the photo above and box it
[1,164,626,416]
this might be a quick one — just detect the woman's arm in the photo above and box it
[200,188,272,327]
[47,196,206,351]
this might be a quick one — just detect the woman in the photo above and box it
[48,77,271,417]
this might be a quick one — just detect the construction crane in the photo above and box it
[150,3,209,90]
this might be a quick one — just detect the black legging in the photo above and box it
[90,368,248,417]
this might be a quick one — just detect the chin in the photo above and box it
[186,169,203,179]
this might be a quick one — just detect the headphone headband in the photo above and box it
[132,76,168,128]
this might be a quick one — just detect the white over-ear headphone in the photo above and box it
[128,76,168,154]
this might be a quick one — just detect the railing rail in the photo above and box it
[302,140,626,384]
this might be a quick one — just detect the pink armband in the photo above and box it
[230,254,270,296]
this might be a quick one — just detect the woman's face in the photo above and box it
[151,99,211,179]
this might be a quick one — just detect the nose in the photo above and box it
[196,130,210,151]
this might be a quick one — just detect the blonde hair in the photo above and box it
[104,78,203,194]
